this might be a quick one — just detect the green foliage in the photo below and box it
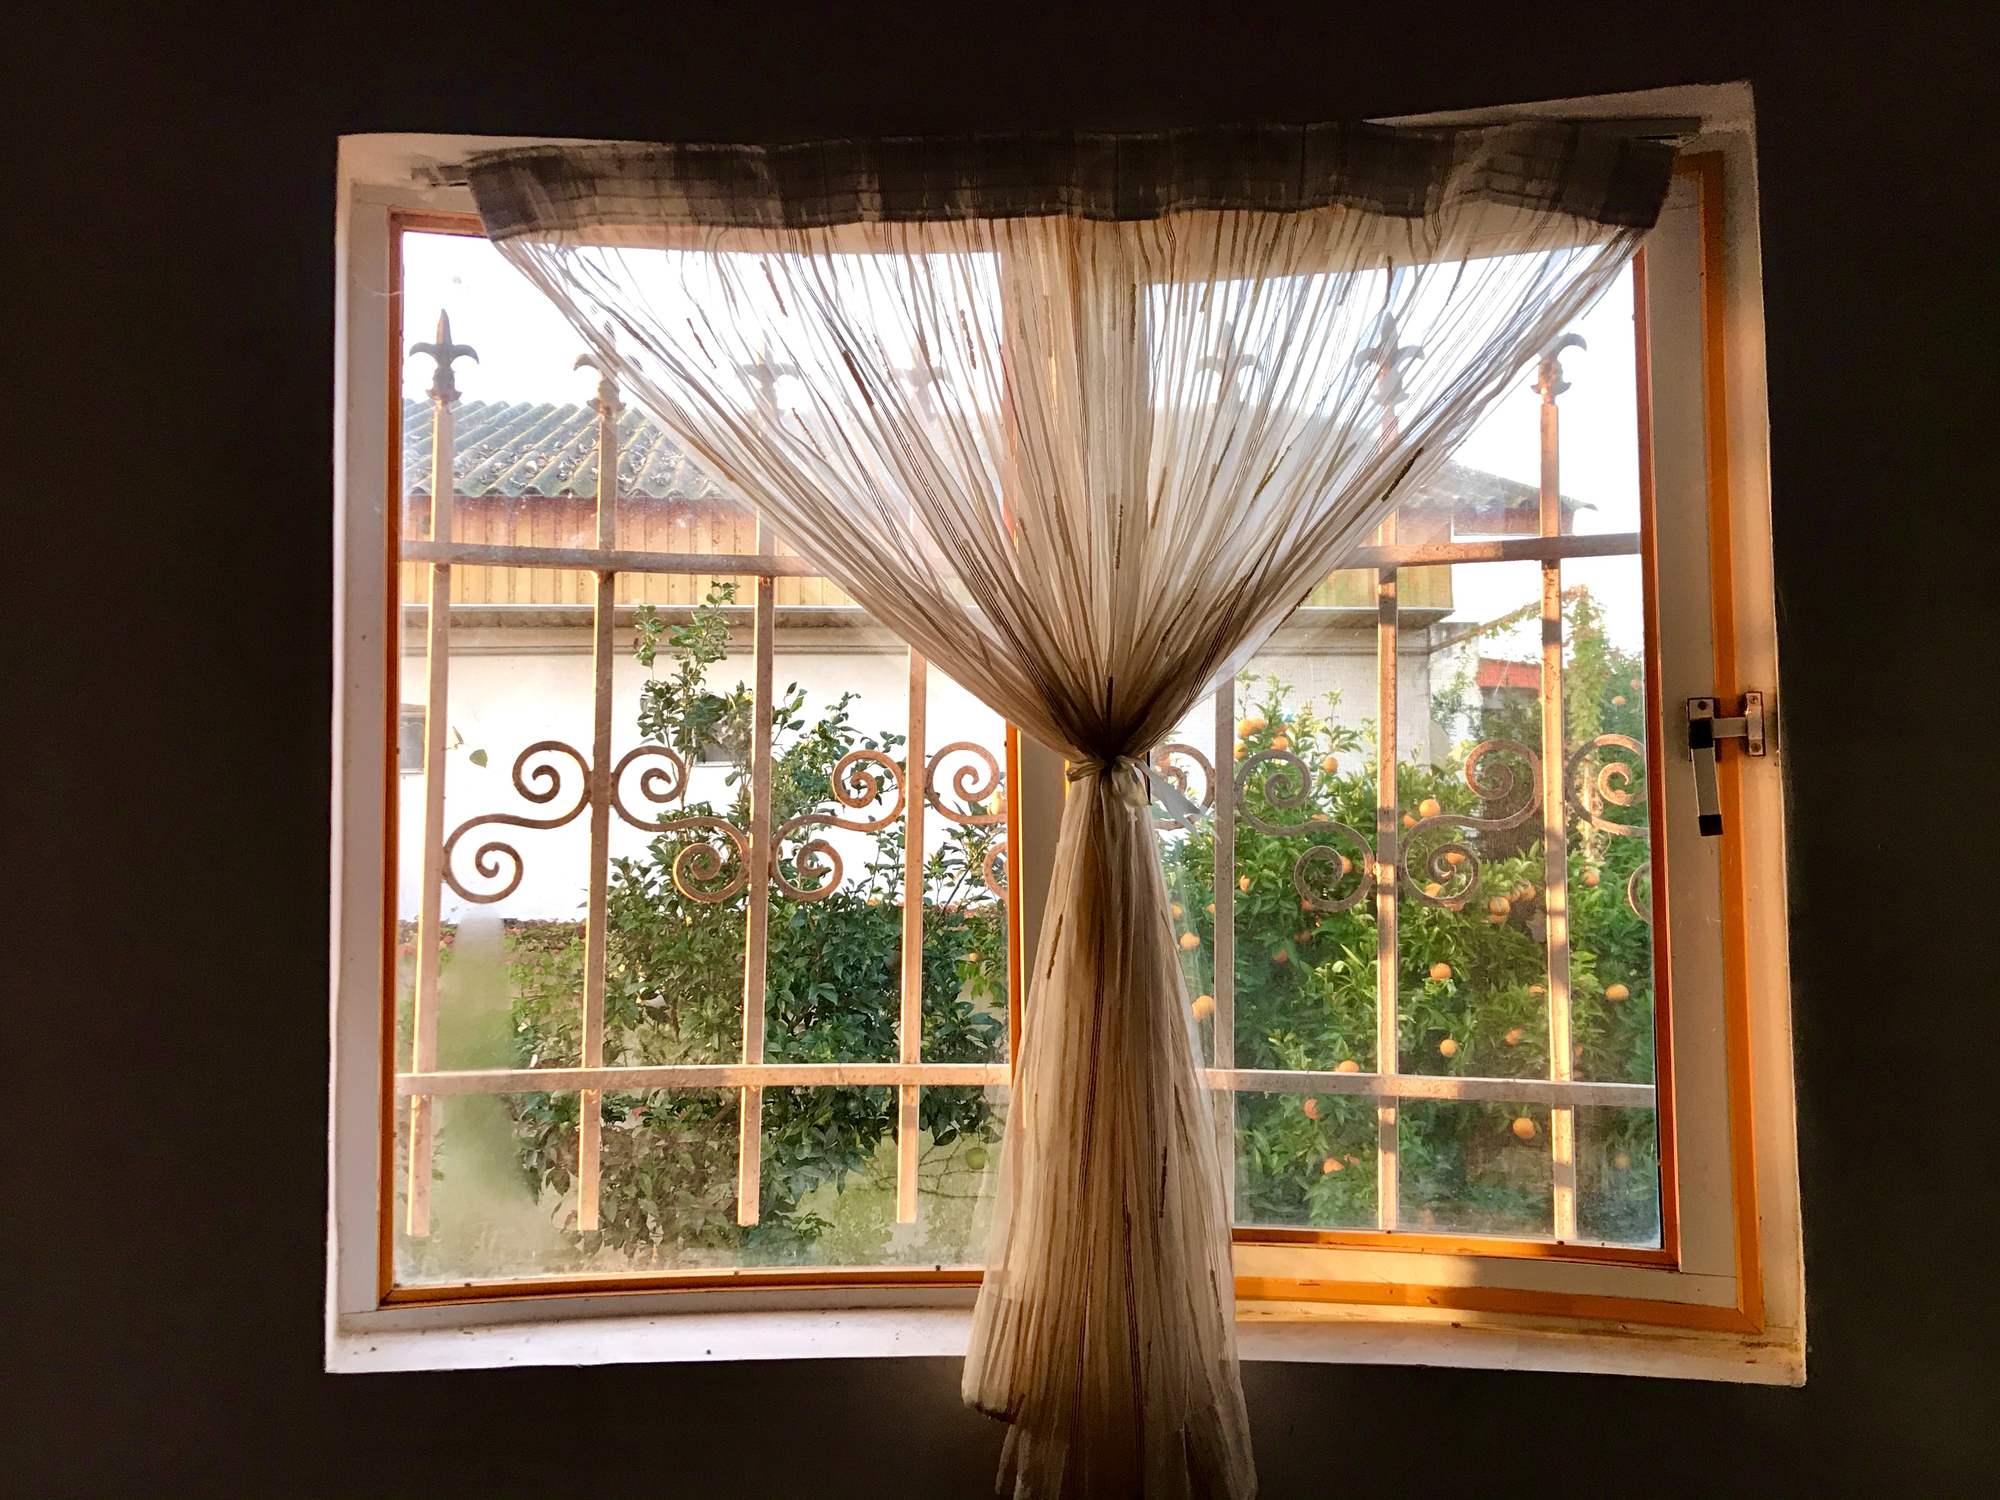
[504,583,1006,1261]
[1164,590,1661,1242]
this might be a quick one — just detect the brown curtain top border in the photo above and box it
[467,121,1676,239]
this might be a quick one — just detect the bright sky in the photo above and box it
[402,232,1646,656]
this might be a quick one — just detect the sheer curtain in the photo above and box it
[469,123,1672,1499]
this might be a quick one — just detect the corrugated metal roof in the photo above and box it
[402,399,736,501]
[402,397,1587,527]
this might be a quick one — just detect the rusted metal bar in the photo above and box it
[896,651,928,1225]
[1344,533,1639,569]
[397,1062,1014,1096]
[1204,1069,1653,1109]
[405,313,476,1238]
[1374,524,1400,1234]
[400,540,819,577]
[1211,680,1237,1222]
[1535,336,1583,1241]
[574,362,621,1235]
[736,534,777,1227]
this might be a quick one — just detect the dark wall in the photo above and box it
[4,3,1992,1494]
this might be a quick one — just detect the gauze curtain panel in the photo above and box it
[468,122,1673,1499]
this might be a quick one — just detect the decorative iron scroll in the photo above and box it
[1564,734,1647,839]
[1149,743,1215,831]
[925,742,1004,825]
[1399,738,1543,907]
[1235,748,1374,913]
[442,741,591,903]
[1564,733,1652,921]
[771,749,906,901]
[980,840,1008,901]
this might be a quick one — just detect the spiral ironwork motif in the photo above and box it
[440,741,591,903]
[981,838,1008,900]
[1234,749,1321,838]
[1398,738,1543,906]
[771,749,907,902]
[1148,742,1215,831]
[656,816,750,903]
[925,742,1004,825]
[1292,836,1374,913]
[1626,862,1652,925]
[1564,734,1647,839]
[610,744,689,827]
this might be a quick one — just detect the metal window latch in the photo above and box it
[1686,693,1767,837]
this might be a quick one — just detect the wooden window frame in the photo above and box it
[329,83,1803,1381]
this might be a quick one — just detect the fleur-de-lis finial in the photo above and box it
[734,339,803,417]
[574,323,626,417]
[410,310,478,404]
[1532,332,1587,401]
[1355,310,1424,411]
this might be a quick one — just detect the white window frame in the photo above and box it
[329,80,1803,1382]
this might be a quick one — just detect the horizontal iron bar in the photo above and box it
[402,532,1639,580]
[1344,532,1640,569]
[1208,1068,1654,1108]
[398,1062,1648,1107]
[401,540,822,577]
[397,1061,1011,1096]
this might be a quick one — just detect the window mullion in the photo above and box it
[1538,352,1577,1242]
[1211,679,1236,1223]
[896,650,927,1224]
[1375,523,1400,1234]
[735,534,777,1228]
[405,370,458,1239]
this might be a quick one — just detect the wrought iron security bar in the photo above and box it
[1150,328,1655,1243]
[397,320,1011,1239]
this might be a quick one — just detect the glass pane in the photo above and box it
[1577,1105,1663,1248]
[1233,1090,1376,1230]
[1399,1099,1553,1237]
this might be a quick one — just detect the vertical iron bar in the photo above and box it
[1374,513,1400,1233]
[1212,680,1237,1222]
[896,651,927,1225]
[405,385,456,1238]
[736,526,776,1226]
[575,375,620,1234]
[1538,356,1577,1240]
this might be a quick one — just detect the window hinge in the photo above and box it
[1686,692,1767,837]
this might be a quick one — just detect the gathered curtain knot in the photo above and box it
[1067,750,1203,821]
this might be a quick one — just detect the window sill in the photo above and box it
[329,1292,1802,1386]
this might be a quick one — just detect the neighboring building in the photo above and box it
[399,398,1582,919]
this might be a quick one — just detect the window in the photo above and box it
[331,86,1802,1380]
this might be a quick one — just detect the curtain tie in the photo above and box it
[1066,753,1207,824]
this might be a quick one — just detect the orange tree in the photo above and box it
[1162,590,1660,1245]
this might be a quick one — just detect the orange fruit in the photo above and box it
[1613,1152,1632,1170]
[1488,896,1511,916]
[1340,855,1353,875]
[1418,797,1442,818]
[1271,734,1290,751]
[1514,881,1536,901]
[1237,716,1266,737]
[1239,875,1253,893]
[1630,677,1643,692]
[1528,984,1545,996]
[1322,1156,1344,1174]
[1611,694,1626,707]
[1438,1037,1458,1057]
[1605,983,1630,1001]
[1171,903,1183,917]
[1206,902,1217,915]
[1321,755,1340,773]
[1418,1208,1437,1230]
[1511,1116,1538,1140]
[1583,868,1600,887]
[1444,850,1465,865]
[1504,1026,1526,1046]
[1179,932,1202,951]
[1429,961,1452,982]
[1190,994,1216,1020]
[1335,1059,1360,1074]
[1235,745,1246,761]
[1424,881,1443,897]
[1272,949,1289,963]
[1302,1097,1320,1120]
